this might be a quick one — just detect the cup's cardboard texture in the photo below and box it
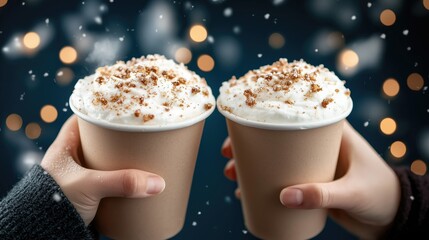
[226,119,344,240]
[78,117,205,240]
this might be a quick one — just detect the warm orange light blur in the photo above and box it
[382,78,400,97]
[268,33,285,49]
[407,73,425,91]
[380,9,396,26]
[189,25,208,43]
[25,122,41,140]
[6,113,23,131]
[424,0,429,10]
[390,141,406,158]
[0,0,8,8]
[339,49,359,68]
[56,67,74,86]
[175,47,192,64]
[40,105,58,123]
[380,117,396,135]
[59,46,78,64]
[411,160,427,176]
[23,32,41,49]
[197,54,215,72]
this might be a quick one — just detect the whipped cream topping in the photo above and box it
[218,58,352,124]
[70,54,215,125]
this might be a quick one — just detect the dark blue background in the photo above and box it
[1,0,428,239]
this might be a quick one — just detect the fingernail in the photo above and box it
[146,176,165,195]
[280,188,303,207]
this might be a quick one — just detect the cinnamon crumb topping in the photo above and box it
[321,98,333,108]
[143,114,155,122]
[204,103,213,110]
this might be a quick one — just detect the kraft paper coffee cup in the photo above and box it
[217,58,353,239]
[71,101,215,240]
[68,54,216,240]
[218,101,351,240]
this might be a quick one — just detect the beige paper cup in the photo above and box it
[218,98,352,240]
[70,98,215,240]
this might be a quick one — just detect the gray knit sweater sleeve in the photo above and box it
[0,165,97,240]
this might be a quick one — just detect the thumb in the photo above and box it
[279,178,353,210]
[86,169,166,199]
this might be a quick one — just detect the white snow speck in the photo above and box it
[380,33,386,39]
[233,26,241,34]
[314,49,319,52]
[45,18,50,24]
[159,14,163,19]
[43,72,49,77]
[264,13,270,20]
[192,221,197,226]
[207,36,215,44]
[28,70,33,74]
[94,16,102,25]
[407,46,411,51]
[57,71,64,76]
[119,36,125,42]
[273,0,285,6]
[367,2,372,8]
[364,121,369,127]
[224,7,233,17]
[242,229,248,234]
[53,193,62,202]
[79,25,82,30]
[257,53,263,58]
[410,195,415,201]
[62,108,68,112]
[403,30,409,36]
[351,15,356,20]
[206,200,210,205]
[197,211,202,215]
[20,93,25,101]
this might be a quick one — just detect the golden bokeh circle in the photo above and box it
[411,160,427,176]
[56,67,75,86]
[25,122,42,140]
[268,33,285,49]
[6,113,23,131]
[23,32,41,49]
[424,0,429,10]
[339,49,359,68]
[382,78,400,97]
[197,54,215,72]
[390,141,406,158]
[59,46,78,64]
[40,105,58,123]
[0,0,8,8]
[189,25,208,43]
[175,47,192,64]
[380,117,396,135]
[407,73,424,91]
[380,9,396,26]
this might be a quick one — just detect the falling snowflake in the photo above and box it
[192,221,197,226]
[257,53,263,58]
[380,33,386,39]
[224,7,233,17]
[367,2,372,8]
[403,30,409,36]
[53,193,62,202]
[364,121,369,127]
[351,15,356,20]
[264,13,270,20]
[43,72,49,77]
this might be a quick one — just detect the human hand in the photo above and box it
[41,115,165,226]
[221,121,401,239]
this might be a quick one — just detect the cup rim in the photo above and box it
[217,98,353,130]
[69,95,216,132]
